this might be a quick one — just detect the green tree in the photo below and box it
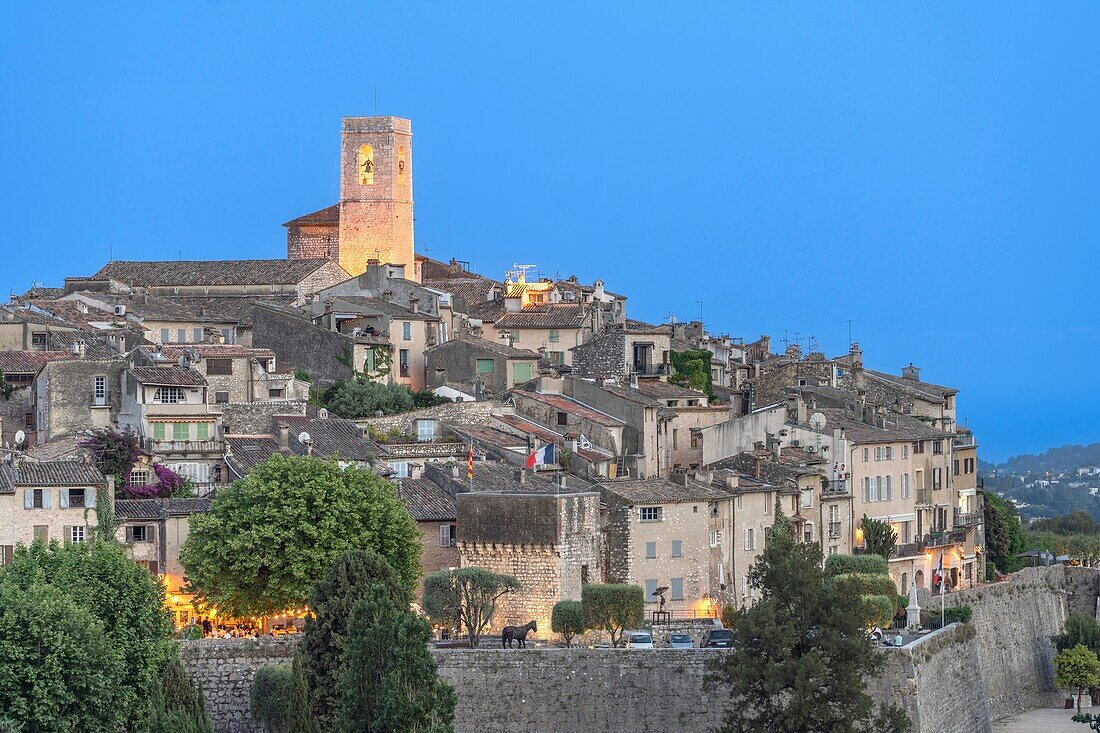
[860,515,898,559]
[0,541,175,731]
[289,654,316,733]
[581,584,645,648]
[824,554,889,577]
[422,568,520,647]
[181,455,421,617]
[707,501,910,733]
[1057,615,1100,658]
[0,583,127,732]
[551,600,586,647]
[1033,511,1100,535]
[337,587,455,732]
[321,380,415,419]
[1057,644,1100,714]
[984,493,1026,575]
[147,659,212,733]
[300,549,411,731]
[251,665,292,733]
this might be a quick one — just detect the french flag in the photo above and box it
[526,442,556,469]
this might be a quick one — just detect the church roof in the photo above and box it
[92,259,342,287]
[282,204,340,228]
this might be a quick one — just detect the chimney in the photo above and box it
[318,408,329,420]
[515,468,527,485]
[565,433,579,452]
[902,363,921,382]
[450,463,461,479]
[670,470,688,486]
[409,296,420,314]
[753,455,762,478]
[71,339,85,358]
[277,423,290,452]
[724,474,739,490]
[557,473,567,489]
[593,279,606,301]
[629,371,639,389]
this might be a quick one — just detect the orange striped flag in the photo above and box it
[467,445,474,480]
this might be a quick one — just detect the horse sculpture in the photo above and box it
[501,620,537,648]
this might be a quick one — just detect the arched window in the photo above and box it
[914,569,925,590]
[900,573,909,595]
[398,146,407,179]
[358,144,374,185]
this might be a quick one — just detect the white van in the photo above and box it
[624,631,654,649]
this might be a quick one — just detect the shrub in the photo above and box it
[251,665,293,733]
[721,603,739,629]
[923,604,974,630]
[551,600,586,647]
[178,624,203,640]
[864,594,897,628]
[1055,614,1100,655]
[581,584,644,647]
[294,370,312,383]
[147,658,212,733]
[423,568,520,647]
[829,572,898,597]
[824,553,888,577]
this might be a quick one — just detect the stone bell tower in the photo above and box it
[336,116,415,278]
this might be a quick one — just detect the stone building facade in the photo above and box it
[35,357,126,442]
[457,491,601,637]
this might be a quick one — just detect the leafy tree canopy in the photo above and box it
[669,349,714,398]
[423,568,520,647]
[1057,644,1100,714]
[983,493,1027,575]
[551,600,586,647]
[581,584,645,648]
[708,501,910,733]
[181,454,422,617]
[0,541,175,732]
[1032,511,1100,536]
[319,379,448,420]
[860,515,897,560]
[301,549,411,730]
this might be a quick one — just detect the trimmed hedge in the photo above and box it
[551,600,586,647]
[829,572,898,597]
[865,594,897,628]
[251,664,293,733]
[925,604,973,630]
[824,554,889,577]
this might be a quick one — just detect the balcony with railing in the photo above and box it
[894,542,921,558]
[920,529,967,549]
[953,510,979,528]
[952,433,977,449]
[143,437,223,456]
[821,479,850,499]
[634,362,670,377]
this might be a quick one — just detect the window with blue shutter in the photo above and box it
[671,577,684,600]
[645,579,658,602]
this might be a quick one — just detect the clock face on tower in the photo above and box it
[358,144,375,185]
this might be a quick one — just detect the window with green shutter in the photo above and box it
[153,422,166,440]
[512,362,532,383]
[475,359,495,374]
[173,423,189,441]
[196,423,209,440]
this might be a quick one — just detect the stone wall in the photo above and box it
[180,638,297,733]
[358,400,495,435]
[251,305,356,387]
[219,400,307,435]
[434,648,731,733]
[183,566,1100,733]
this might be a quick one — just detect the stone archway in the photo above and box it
[915,569,925,589]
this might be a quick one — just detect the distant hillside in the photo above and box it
[982,443,1100,475]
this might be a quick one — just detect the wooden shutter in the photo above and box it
[86,488,96,509]
[147,524,157,543]
[148,560,160,575]
[43,490,52,509]
[125,526,134,543]
[63,526,71,545]
[1,546,12,565]
[23,490,32,510]
[59,490,69,509]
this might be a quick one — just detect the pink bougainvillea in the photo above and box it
[119,463,187,499]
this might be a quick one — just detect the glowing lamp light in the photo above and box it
[855,527,865,545]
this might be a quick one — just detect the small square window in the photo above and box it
[639,506,662,522]
[215,391,230,404]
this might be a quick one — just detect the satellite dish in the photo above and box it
[14,430,26,446]
[809,412,827,431]
[298,432,312,444]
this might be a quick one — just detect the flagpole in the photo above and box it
[940,552,945,629]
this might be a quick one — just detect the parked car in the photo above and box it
[700,628,733,648]
[624,631,654,649]
[668,633,694,649]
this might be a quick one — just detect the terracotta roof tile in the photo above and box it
[91,258,344,287]
[495,305,588,330]
[0,350,75,375]
[282,204,340,227]
[129,366,208,386]
[395,478,456,521]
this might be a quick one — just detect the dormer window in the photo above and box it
[153,387,185,404]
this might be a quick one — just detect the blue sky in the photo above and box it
[2,3,1097,461]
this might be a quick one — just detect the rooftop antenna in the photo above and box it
[109,240,113,262]
[696,300,704,323]
[845,319,854,346]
